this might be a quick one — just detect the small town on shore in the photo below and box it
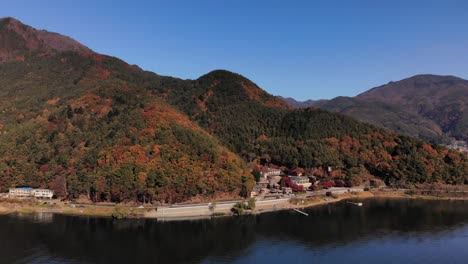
[249,165,382,199]
[1,165,467,220]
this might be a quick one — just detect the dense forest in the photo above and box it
[0,18,466,203]
[146,70,467,186]
[0,53,249,203]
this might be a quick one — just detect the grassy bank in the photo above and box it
[0,198,143,218]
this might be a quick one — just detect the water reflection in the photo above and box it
[0,198,467,264]
[15,212,54,223]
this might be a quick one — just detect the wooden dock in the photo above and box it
[292,208,309,216]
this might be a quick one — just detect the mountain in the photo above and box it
[277,97,322,109]
[285,75,468,145]
[0,18,248,203]
[357,75,468,143]
[0,18,466,203]
[0,17,90,63]
[140,71,467,186]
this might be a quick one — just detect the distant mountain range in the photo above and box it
[277,97,324,109]
[282,75,468,145]
[0,17,466,203]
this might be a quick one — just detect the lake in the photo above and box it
[1,198,468,264]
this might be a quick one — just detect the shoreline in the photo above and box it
[1,190,467,220]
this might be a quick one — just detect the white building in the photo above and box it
[259,168,282,179]
[9,188,54,199]
[8,187,33,197]
[32,189,54,199]
[289,176,312,189]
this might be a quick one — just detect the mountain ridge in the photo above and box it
[277,96,324,109]
[0,17,91,63]
[0,18,466,203]
[283,74,468,144]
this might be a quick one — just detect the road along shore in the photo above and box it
[0,189,467,220]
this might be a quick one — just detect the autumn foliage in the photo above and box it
[0,20,466,204]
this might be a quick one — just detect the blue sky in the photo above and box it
[1,0,468,100]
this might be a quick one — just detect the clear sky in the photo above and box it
[1,0,468,100]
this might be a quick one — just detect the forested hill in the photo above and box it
[0,18,248,203]
[0,18,466,203]
[147,71,467,186]
[287,75,468,145]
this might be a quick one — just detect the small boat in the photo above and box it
[347,201,363,206]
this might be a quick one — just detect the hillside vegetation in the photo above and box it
[0,30,248,203]
[0,18,466,203]
[147,71,467,185]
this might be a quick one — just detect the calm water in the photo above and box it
[1,198,468,264]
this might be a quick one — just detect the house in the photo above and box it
[250,185,270,198]
[32,189,54,199]
[269,188,281,194]
[9,187,33,197]
[268,175,282,186]
[289,176,312,189]
[250,185,262,198]
[9,187,54,199]
[283,187,293,195]
[259,168,282,179]
[258,179,269,188]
